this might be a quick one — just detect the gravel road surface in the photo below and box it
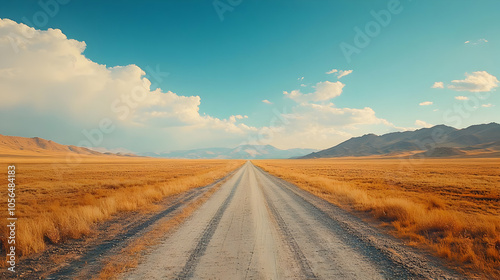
[123,162,460,279]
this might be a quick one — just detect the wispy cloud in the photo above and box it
[455,96,469,100]
[482,103,494,108]
[326,69,353,79]
[337,70,353,79]
[297,77,304,81]
[464,38,488,45]
[262,99,273,104]
[419,101,433,106]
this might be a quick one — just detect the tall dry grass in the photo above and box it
[0,156,243,258]
[253,158,500,278]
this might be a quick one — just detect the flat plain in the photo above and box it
[0,155,244,259]
[253,158,500,278]
[1,153,498,279]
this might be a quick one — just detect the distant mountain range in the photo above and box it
[2,122,499,159]
[301,123,500,159]
[139,145,317,159]
[0,134,315,159]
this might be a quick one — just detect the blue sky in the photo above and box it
[0,0,499,152]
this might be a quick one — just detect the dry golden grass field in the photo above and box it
[0,155,243,259]
[253,158,500,277]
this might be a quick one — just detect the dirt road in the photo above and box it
[123,162,459,279]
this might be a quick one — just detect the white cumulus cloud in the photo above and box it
[263,103,398,149]
[431,82,444,88]
[262,99,273,104]
[284,81,345,103]
[0,18,256,151]
[448,71,499,92]
[455,96,469,100]
[269,76,401,149]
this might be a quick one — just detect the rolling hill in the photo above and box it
[0,134,129,157]
[301,123,500,159]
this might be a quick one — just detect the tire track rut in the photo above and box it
[260,183,316,279]
[176,172,243,279]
